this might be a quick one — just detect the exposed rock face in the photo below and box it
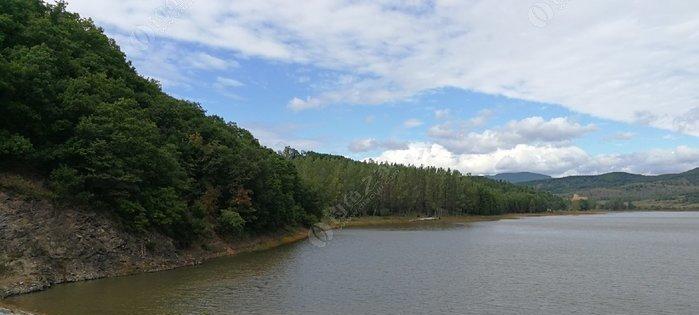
[0,192,185,297]
[0,190,191,297]
[0,177,309,301]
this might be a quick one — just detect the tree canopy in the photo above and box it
[0,0,322,244]
[285,149,567,217]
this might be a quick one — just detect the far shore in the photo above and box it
[334,209,699,229]
[328,210,607,228]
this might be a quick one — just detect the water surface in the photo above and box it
[6,212,699,314]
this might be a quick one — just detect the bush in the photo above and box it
[219,209,245,235]
[0,131,33,157]
[49,165,83,198]
[0,174,52,200]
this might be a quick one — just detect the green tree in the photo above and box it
[0,0,322,244]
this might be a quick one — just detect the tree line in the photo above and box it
[284,149,567,217]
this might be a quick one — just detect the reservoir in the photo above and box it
[5,212,699,314]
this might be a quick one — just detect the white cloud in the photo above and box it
[577,145,699,175]
[215,76,244,88]
[288,97,323,110]
[434,109,450,120]
[106,39,191,88]
[64,0,699,135]
[403,118,423,128]
[608,131,635,141]
[349,138,378,152]
[506,116,597,142]
[188,52,237,70]
[427,123,454,138]
[429,116,596,154]
[100,36,236,88]
[467,109,493,127]
[244,123,321,151]
[373,142,458,170]
[364,115,376,124]
[373,143,699,176]
[372,143,588,176]
[348,138,407,152]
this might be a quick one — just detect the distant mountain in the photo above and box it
[525,168,699,209]
[488,172,552,183]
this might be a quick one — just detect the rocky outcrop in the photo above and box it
[0,179,308,299]
[0,189,192,297]
[0,305,35,314]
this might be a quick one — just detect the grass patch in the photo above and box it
[0,174,53,200]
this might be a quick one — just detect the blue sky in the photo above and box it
[62,0,699,176]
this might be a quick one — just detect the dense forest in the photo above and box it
[0,1,568,247]
[0,0,323,244]
[285,149,567,217]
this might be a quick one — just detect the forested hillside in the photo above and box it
[285,149,567,216]
[526,168,699,209]
[0,0,322,244]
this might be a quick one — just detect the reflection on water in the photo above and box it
[6,212,699,315]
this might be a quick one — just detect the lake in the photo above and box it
[5,212,699,314]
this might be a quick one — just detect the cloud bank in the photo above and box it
[64,0,699,135]
[428,116,596,154]
[372,114,697,176]
[373,143,699,177]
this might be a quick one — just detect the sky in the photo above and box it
[59,0,699,177]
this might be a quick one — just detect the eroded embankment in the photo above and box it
[0,178,308,299]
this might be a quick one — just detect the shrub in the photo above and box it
[0,131,33,157]
[219,209,245,235]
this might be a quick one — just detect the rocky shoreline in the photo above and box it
[0,187,309,300]
[0,305,35,315]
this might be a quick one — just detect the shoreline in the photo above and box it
[0,228,309,301]
[0,209,669,312]
[1,211,595,304]
[331,210,606,228]
[0,211,596,314]
[1,228,309,315]
[0,305,35,315]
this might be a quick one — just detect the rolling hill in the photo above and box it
[525,168,699,209]
[488,172,551,183]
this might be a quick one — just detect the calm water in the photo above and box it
[6,212,699,314]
